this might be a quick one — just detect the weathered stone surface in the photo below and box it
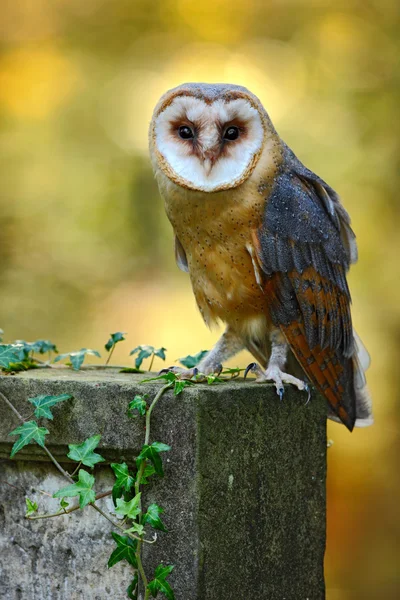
[0,368,327,600]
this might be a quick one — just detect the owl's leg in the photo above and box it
[160,327,244,379]
[245,329,309,400]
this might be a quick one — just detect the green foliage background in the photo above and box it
[1,1,399,597]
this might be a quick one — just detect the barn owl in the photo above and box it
[149,83,373,431]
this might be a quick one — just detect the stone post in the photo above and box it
[0,369,327,600]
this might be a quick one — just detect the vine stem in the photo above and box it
[0,390,74,482]
[135,381,173,598]
[105,344,115,367]
[27,491,112,519]
[148,353,155,372]
[0,390,25,422]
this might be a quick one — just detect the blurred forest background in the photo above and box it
[0,0,399,598]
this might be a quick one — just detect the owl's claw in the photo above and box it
[158,366,175,375]
[304,383,311,405]
[244,363,264,379]
[244,362,309,401]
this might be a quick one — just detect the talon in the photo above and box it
[158,367,172,375]
[278,387,284,401]
[193,367,198,376]
[215,363,223,376]
[244,363,257,379]
[304,383,311,405]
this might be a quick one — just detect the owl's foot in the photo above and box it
[159,363,223,380]
[244,362,310,401]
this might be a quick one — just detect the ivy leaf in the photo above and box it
[143,503,167,533]
[173,379,195,395]
[25,498,38,517]
[127,573,139,599]
[221,367,243,378]
[154,347,167,361]
[178,350,208,369]
[111,462,135,504]
[33,340,58,355]
[136,442,171,477]
[105,332,126,352]
[28,393,73,420]
[147,565,175,600]
[114,493,141,519]
[9,421,49,458]
[141,463,156,485]
[67,435,105,468]
[53,469,95,509]
[141,372,177,384]
[130,345,154,369]
[128,395,147,418]
[108,532,138,569]
[0,344,26,369]
[206,374,225,385]
[54,348,101,370]
[60,498,69,510]
[15,340,58,355]
[125,522,145,536]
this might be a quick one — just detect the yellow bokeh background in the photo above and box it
[1,1,399,598]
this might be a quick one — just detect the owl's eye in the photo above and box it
[224,126,240,141]
[178,126,194,139]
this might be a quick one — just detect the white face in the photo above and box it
[153,96,265,192]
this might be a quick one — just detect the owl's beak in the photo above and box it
[202,148,219,176]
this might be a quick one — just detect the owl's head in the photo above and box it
[149,83,276,192]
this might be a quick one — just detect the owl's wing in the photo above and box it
[253,155,359,430]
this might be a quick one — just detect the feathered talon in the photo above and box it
[244,363,264,379]
[304,383,311,405]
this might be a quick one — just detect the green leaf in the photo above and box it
[127,573,139,599]
[130,345,154,369]
[35,340,58,354]
[173,379,195,395]
[0,344,26,369]
[105,332,126,352]
[128,395,147,418]
[178,350,208,369]
[141,463,156,485]
[25,498,38,517]
[13,339,58,356]
[114,493,141,519]
[53,469,95,509]
[54,348,101,370]
[136,442,171,477]
[125,522,145,536]
[108,532,138,569]
[147,565,175,600]
[141,372,177,384]
[111,462,135,504]
[221,367,243,378]
[67,435,105,467]
[60,498,69,510]
[28,393,73,420]
[154,347,167,361]
[206,374,225,385]
[143,503,167,532]
[9,421,49,458]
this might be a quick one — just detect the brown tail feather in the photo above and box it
[282,321,356,431]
